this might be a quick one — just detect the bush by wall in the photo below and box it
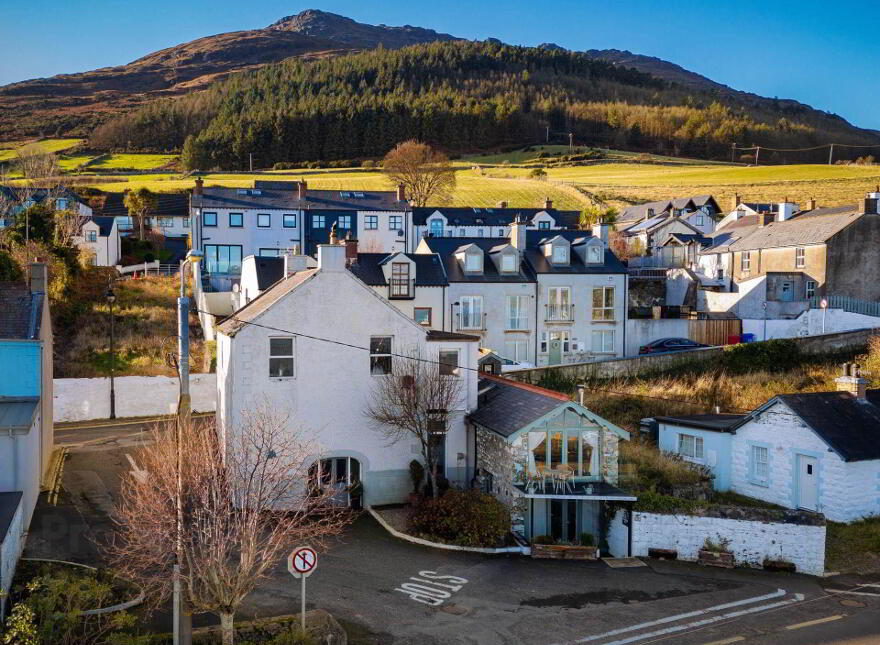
[720,338,801,373]
[409,490,510,548]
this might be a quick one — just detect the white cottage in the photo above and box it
[215,242,480,506]
[74,216,120,266]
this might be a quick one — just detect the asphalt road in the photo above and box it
[29,421,880,645]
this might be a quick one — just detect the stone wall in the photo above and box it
[608,508,826,575]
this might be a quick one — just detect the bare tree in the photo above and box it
[365,351,463,498]
[382,140,456,207]
[108,409,351,645]
[123,187,157,241]
[16,143,60,185]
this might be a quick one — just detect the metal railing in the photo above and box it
[809,295,880,318]
[457,312,487,332]
[388,278,415,299]
[545,304,573,322]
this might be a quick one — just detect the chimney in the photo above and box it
[329,221,339,245]
[543,197,553,210]
[806,198,817,211]
[30,261,48,294]
[777,201,796,222]
[193,177,203,196]
[497,200,508,209]
[836,363,868,401]
[591,221,609,246]
[317,244,346,272]
[396,184,406,202]
[731,193,741,210]
[510,213,528,254]
[645,208,654,221]
[282,250,309,277]
[297,180,307,201]
[758,212,771,227]
[860,196,879,215]
[344,231,359,264]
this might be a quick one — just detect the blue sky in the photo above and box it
[2,1,877,129]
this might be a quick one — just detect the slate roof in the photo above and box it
[653,413,747,432]
[469,375,571,438]
[0,491,23,544]
[664,233,710,246]
[420,238,538,283]
[773,390,880,462]
[249,256,285,291]
[413,207,580,228]
[619,200,672,223]
[0,397,40,431]
[89,216,116,237]
[525,230,627,274]
[0,283,42,340]
[348,253,448,287]
[622,214,668,233]
[726,208,861,252]
[426,330,480,342]
[192,184,408,211]
[91,191,190,217]
[215,269,319,336]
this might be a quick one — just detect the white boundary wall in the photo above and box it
[742,308,880,341]
[609,510,826,576]
[54,374,216,422]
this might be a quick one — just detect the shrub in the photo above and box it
[702,535,732,553]
[528,167,547,179]
[408,459,424,493]
[720,338,801,373]
[633,490,704,514]
[579,532,594,546]
[409,489,510,547]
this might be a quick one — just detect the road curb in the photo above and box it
[367,507,530,555]
[55,412,214,431]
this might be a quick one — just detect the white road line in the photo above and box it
[700,637,745,645]
[592,595,805,645]
[784,614,844,630]
[826,588,880,597]
[549,589,788,645]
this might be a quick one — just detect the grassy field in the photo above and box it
[0,137,84,163]
[88,153,179,170]
[460,145,729,166]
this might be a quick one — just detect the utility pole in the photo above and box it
[828,143,834,165]
[754,146,760,166]
[731,142,736,163]
[106,282,116,419]
[546,126,550,143]
[249,153,253,172]
[569,132,573,153]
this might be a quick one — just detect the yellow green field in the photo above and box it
[0,137,84,162]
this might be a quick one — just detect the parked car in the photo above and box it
[639,338,709,354]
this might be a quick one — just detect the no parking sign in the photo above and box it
[288,545,318,631]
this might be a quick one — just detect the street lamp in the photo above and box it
[105,284,116,419]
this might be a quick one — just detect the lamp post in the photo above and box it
[105,284,116,419]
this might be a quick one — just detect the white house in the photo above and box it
[618,196,721,237]
[74,216,121,266]
[0,186,92,228]
[655,364,880,523]
[215,242,480,506]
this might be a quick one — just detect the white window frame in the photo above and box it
[501,253,517,273]
[547,287,571,321]
[86,230,97,243]
[592,286,615,321]
[504,340,528,363]
[550,330,570,353]
[465,251,482,273]
[268,337,295,379]
[551,244,568,264]
[795,247,805,268]
[591,329,615,353]
[257,213,271,228]
[742,251,751,274]
[459,296,483,330]
[429,219,443,236]
[506,295,529,330]
[312,215,325,229]
[337,215,351,229]
[389,215,402,230]
[678,433,704,461]
[587,244,603,264]
[538,220,550,230]
[365,215,379,230]
[695,214,704,226]
[750,445,769,485]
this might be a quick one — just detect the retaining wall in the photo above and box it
[54,374,216,422]
[608,509,826,575]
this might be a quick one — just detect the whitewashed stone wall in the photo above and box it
[53,374,217,422]
[609,509,826,575]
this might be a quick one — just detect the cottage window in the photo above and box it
[203,212,217,227]
[476,229,484,237]
[269,338,294,378]
[507,295,529,330]
[229,213,243,227]
[86,230,97,243]
[538,220,550,230]
[390,262,410,297]
[592,286,615,321]
[439,350,459,377]
[806,280,817,300]
[183,218,190,228]
[528,430,596,476]
[369,336,392,375]
[795,247,805,268]
[283,214,297,228]
[742,251,751,274]
[337,215,351,229]
[312,215,325,229]
[459,228,466,236]
[56,198,68,210]
[159,217,174,227]
[497,228,504,236]
[365,215,378,230]
[459,296,483,330]
[429,219,443,236]
[389,215,402,230]
[413,307,431,326]
[591,329,615,353]
[751,445,769,484]
[695,215,704,226]
[678,433,704,460]
[501,254,517,273]
[204,245,242,274]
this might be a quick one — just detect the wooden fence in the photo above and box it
[688,318,743,346]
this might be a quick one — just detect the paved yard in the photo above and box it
[23,425,880,644]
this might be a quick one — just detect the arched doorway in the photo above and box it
[309,457,362,509]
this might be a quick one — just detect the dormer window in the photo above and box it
[501,254,517,273]
[551,245,568,264]
[586,244,603,264]
[465,251,482,273]
[430,219,444,237]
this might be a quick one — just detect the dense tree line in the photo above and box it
[89,41,879,168]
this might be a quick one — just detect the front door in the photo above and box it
[797,455,818,511]
[781,281,794,302]
[549,339,562,365]
[550,500,577,542]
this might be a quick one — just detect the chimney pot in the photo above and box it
[30,262,48,294]
[344,231,359,263]
[807,198,817,211]
[544,197,553,210]
[297,180,307,201]
[498,200,508,209]
[396,184,406,202]
[193,177,204,196]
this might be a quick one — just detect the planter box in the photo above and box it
[648,548,678,560]
[531,544,598,560]
[698,549,734,569]
[763,559,796,573]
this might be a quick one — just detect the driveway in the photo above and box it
[26,427,880,645]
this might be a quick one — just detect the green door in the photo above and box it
[549,338,562,365]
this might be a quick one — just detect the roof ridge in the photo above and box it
[479,373,570,401]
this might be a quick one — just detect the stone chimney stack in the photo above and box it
[543,197,553,210]
[396,184,406,202]
[806,198,817,211]
[731,193,741,210]
[591,221,610,246]
[777,201,796,222]
[193,177,203,196]
[317,244,346,272]
[344,231,359,265]
[836,363,868,401]
[282,250,309,277]
[860,195,879,215]
[498,200,508,209]
[297,180,307,201]
[30,261,48,294]
[510,213,528,255]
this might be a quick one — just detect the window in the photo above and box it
[259,248,282,257]
[678,433,704,460]
[751,445,769,484]
[459,228,466,237]
[337,215,351,229]
[550,330,570,353]
[183,218,190,228]
[538,220,550,230]
[592,287,615,321]
[158,217,174,227]
[257,213,271,228]
[695,215,704,226]
[547,287,571,321]
[203,212,217,227]
[229,212,243,227]
[459,296,483,330]
[390,262,410,297]
[795,247,805,268]
[742,251,751,274]
[591,329,615,353]
[86,230,97,243]
[501,254,517,273]
[312,215,325,229]
[465,252,482,273]
[551,244,568,264]
[204,245,243,274]
[476,228,484,237]
[283,214,297,228]
[269,338,294,378]
[429,219,444,236]
[507,295,529,330]
[497,228,504,237]
[365,215,378,230]
[389,215,402,230]
[528,429,595,476]
[369,336,392,375]
[587,245,603,264]
[806,280,817,299]
[56,198,68,210]
[414,308,431,326]
[504,340,528,363]
[439,350,459,377]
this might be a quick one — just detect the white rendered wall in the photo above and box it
[0,498,23,617]
[624,319,690,356]
[742,308,880,341]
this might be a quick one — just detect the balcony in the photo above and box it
[544,304,573,323]
[388,278,415,299]
[456,312,487,332]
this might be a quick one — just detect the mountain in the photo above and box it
[0,10,461,140]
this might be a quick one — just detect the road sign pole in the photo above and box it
[301,574,306,633]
